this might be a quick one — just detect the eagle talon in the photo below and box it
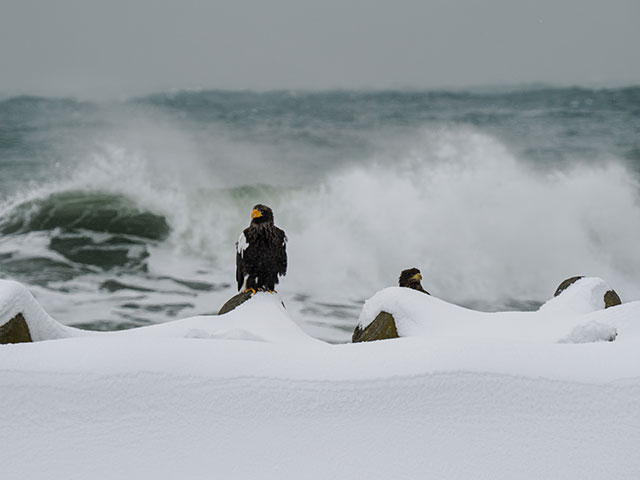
[244,288,257,295]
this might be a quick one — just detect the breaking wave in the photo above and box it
[279,130,640,306]
[3,128,640,309]
[0,191,170,240]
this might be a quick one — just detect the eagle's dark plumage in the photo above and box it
[398,268,430,295]
[235,204,287,292]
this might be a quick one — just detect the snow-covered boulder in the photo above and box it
[540,276,621,315]
[0,280,77,342]
[355,277,629,343]
[0,279,320,345]
[553,275,621,308]
[119,290,321,345]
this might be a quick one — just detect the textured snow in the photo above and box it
[1,278,640,479]
[559,321,618,343]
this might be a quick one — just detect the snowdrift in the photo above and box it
[356,277,636,344]
[1,278,639,479]
[0,279,319,345]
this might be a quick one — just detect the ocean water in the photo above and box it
[1,87,639,342]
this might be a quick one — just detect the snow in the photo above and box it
[356,277,638,345]
[0,279,318,345]
[559,320,618,343]
[0,279,83,341]
[1,278,640,479]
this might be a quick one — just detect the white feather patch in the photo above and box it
[237,233,249,256]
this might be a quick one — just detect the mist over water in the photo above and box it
[1,88,639,341]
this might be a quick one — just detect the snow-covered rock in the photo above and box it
[0,279,79,341]
[542,276,621,314]
[0,279,320,345]
[355,277,634,343]
[552,275,621,309]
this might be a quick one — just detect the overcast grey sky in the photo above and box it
[1,0,639,97]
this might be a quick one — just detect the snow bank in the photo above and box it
[357,277,638,343]
[1,278,639,479]
[0,279,319,345]
[538,276,617,314]
[0,279,81,341]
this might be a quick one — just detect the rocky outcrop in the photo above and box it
[0,313,33,344]
[352,311,399,343]
[218,291,254,315]
[554,276,621,309]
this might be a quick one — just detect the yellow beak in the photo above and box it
[411,273,422,282]
[251,209,262,219]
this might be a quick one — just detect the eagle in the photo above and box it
[236,204,287,293]
[398,267,430,294]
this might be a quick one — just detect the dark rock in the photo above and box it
[352,311,399,343]
[604,290,622,309]
[554,276,622,309]
[554,276,584,297]
[0,313,33,344]
[218,291,254,315]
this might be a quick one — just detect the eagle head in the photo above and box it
[250,204,274,225]
[399,268,424,289]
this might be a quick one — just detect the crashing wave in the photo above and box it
[0,190,170,240]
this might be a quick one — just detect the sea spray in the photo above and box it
[279,130,640,306]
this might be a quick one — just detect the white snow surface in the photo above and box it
[1,278,639,479]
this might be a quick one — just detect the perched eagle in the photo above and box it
[236,204,287,293]
[398,268,430,294]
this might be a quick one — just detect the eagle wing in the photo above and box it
[277,231,287,277]
[236,231,249,291]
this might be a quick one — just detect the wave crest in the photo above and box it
[0,191,170,240]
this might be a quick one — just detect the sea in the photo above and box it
[1,87,639,342]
